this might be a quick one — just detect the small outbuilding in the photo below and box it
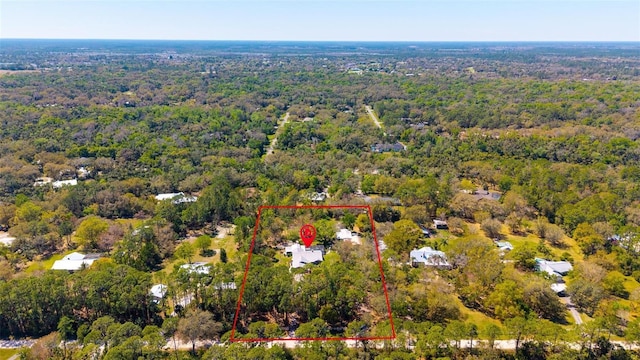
[433,219,448,230]
[180,262,211,275]
[150,284,168,303]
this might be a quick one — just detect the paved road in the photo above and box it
[565,297,583,325]
[196,338,639,351]
[364,105,386,136]
[9,336,636,357]
[266,112,290,156]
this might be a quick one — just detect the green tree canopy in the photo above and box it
[75,215,108,249]
[384,219,423,257]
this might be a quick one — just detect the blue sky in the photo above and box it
[1,0,639,41]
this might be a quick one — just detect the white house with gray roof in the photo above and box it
[410,247,450,268]
[536,258,573,277]
[285,243,323,269]
[51,252,101,271]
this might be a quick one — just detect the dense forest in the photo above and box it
[0,40,640,359]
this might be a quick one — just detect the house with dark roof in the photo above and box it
[371,142,406,153]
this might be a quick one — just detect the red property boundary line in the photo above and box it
[230,205,396,342]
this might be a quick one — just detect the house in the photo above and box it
[285,243,325,255]
[0,232,15,246]
[473,189,502,201]
[285,243,323,269]
[611,234,640,252]
[551,283,567,296]
[150,284,168,303]
[51,252,101,271]
[155,192,198,204]
[410,247,450,268]
[309,244,326,254]
[410,122,428,130]
[336,229,361,245]
[309,192,328,202]
[336,229,352,240]
[371,142,406,153]
[495,241,514,252]
[536,258,573,277]
[156,192,185,201]
[77,167,91,179]
[52,179,78,188]
[180,262,211,275]
[213,282,237,290]
[377,239,388,252]
[33,177,53,187]
[433,219,448,230]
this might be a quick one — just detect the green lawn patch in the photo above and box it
[157,235,238,276]
[24,253,64,274]
[453,297,503,336]
[0,348,19,360]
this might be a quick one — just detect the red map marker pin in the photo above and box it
[300,224,316,248]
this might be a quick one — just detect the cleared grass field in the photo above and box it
[0,348,19,360]
[157,234,238,276]
[24,253,64,274]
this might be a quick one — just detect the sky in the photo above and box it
[1,0,639,42]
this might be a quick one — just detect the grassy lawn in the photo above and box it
[274,251,289,266]
[452,297,504,336]
[114,218,145,228]
[24,253,64,274]
[157,234,238,276]
[212,235,238,260]
[0,348,19,360]
[565,311,578,326]
[624,276,640,293]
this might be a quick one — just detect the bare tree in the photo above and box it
[177,309,222,354]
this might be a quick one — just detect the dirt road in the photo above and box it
[266,112,290,156]
[565,297,583,325]
[364,105,386,136]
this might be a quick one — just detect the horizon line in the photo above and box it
[2,38,639,43]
